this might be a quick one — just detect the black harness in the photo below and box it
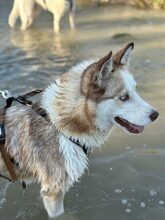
[69,137,89,156]
[0,89,89,183]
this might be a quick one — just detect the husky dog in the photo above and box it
[8,0,75,33]
[0,42,159,218]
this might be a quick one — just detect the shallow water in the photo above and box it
[0,1,165,220]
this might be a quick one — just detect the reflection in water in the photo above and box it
[0,0,165,220]
[0,29,77,100]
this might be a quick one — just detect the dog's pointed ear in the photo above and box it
[81,51,113,99]
[96,51,113,88]
[113,42,134,66]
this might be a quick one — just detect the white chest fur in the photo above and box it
[59,135,88,189]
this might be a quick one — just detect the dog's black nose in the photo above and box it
[149,110,159,121]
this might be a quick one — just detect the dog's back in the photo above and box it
[4,105,65,185]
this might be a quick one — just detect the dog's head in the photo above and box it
[81,42,159,134]
[43,42,159,137]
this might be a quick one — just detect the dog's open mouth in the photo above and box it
[115,117,144,134]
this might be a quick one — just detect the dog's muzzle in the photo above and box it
[115,109,159,134]
[115,117,144,134]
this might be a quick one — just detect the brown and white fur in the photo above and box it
[0,43,159,218]
[8,0,75,33]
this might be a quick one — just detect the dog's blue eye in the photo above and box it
[119,94,129,101]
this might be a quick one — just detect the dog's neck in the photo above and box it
[41,81,112,150]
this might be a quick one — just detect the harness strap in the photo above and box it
[68,137,89,156]
[0,173,12,182]
[18,89,43,100]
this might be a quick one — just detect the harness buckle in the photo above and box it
[0,90,12,99]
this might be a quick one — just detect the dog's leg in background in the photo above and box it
[53,14,62,33]
[41,185,64,218]
[68,0,75,29]
[18,0,35,30]
[8,0,19,28]
[69,11,75,29]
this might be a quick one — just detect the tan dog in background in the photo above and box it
[8,0,75,33]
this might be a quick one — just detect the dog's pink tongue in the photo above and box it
[133,125,144,133]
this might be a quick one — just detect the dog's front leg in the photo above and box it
[8,0,19,28]
[41,187,64,218]
[53,14,62,33]
[18,0,35,30]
